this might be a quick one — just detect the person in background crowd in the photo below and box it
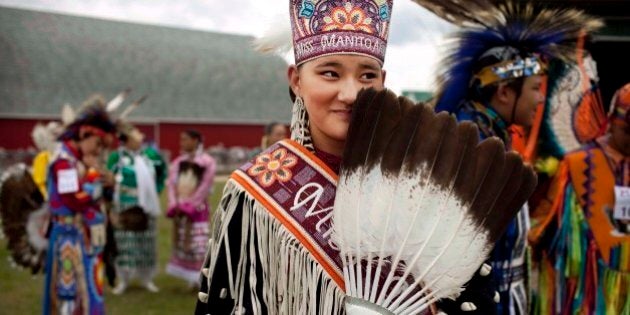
[107,122,167,294]
[421,1,602,313]
[250,122,288,158]
[166,129,216,288]
[43,96,116,315]
[529,82,630,315]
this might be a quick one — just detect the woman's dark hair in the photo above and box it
[470,77,525,104]
[183,129,202,143]
[60,114,116,141]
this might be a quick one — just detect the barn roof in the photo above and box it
[0,7,291,123]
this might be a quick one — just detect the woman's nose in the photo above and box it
[337,79,361,105]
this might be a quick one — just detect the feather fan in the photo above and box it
[411,0,603,113]
[0,164,47,274]
[333,89,537,314]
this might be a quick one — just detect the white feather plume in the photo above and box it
[252,10,293,57]
[119,95,147,120]
[61,103,75,126]
[106,88,131,113]
[31,122,61,152]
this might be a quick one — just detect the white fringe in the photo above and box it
[204,179,345,314]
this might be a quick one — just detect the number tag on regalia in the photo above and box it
[613,186,630,220]
[57,169,79,194]
[90,224,106,247]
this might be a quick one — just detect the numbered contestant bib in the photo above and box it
[57,169,79,194]
[613,185,630,221]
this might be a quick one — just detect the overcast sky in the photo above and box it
[0,0,455,93]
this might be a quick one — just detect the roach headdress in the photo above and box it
[412,0,603,113]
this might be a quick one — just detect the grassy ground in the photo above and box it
[0,180,226,314]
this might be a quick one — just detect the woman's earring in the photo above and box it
[290,95,314,151]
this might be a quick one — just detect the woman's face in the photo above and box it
[180,133,198,152]
[288,55,385,152]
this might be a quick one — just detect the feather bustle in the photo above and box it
[0,164,46,274]
[414,0,604,113]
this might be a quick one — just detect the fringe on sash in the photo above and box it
[202,179,345,315]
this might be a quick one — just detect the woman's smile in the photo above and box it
[330,108,353,120]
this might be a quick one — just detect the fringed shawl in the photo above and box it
[196,140,346,314]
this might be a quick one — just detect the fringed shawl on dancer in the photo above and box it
[195,139,346,314]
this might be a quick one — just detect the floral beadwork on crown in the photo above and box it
[290,0,393,65]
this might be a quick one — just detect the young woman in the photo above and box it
[43,97,116,315]
[107,123,166,294]
[166,129,216,287]
[196,1,515,313]
[195,1,390,313]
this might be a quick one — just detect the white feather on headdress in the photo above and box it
[119,95,147,120]
[31,122,61,152]
[252,11,293,57]
[106,88,132,113]
[61,103,75,126]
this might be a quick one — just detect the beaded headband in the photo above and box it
[290,0,394,65]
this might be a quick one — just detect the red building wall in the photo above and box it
[0,118,44,149]
[0,117,265,155]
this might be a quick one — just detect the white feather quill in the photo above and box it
[106,88,131,113]
[252,10,293,57]
[61,103,75,126]
[119,95,147,120]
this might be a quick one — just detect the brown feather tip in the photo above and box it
[342,89,537,242]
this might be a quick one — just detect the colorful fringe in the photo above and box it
[532,185,630,315]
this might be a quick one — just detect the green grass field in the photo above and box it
[0,180,226,314]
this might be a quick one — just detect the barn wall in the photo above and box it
[0,118,265,155]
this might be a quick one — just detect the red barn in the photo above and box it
[0,7,291,158]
